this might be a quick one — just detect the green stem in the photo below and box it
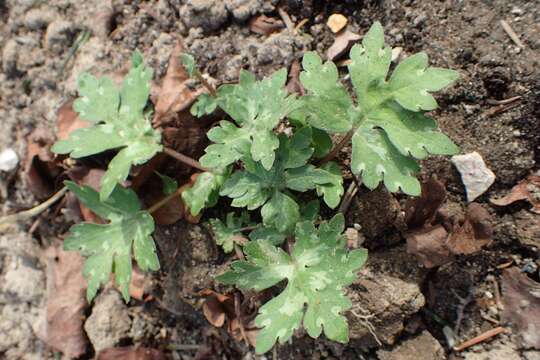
[147,185,184,214]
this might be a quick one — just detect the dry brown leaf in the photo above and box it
[249,15,284,35]
[406,225,452,268]
[446,203,492,255]
[201,289,235,328]
[56,100,91,141]
[97,346,169,360]
[129,265,146,301]
[286,59,304,96]
[24,128,60,199]
[327,14,348,33]
[490,175,540,214]
[502,268,540,349]
[405,177,447,229]
[153,42,205,126]
[406,203,492,268]
[327,30,361,61]
[229,318,258,347]
[43,244,88,358]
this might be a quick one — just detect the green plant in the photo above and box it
[53,21,458,354]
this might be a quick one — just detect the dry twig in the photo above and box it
[453,326,506,352]
[500,20,525,48]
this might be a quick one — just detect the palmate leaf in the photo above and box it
[200,69,298,171]
[219,128,343,233]
[63,181,159,302]
[217,214,368,353]
[52,51,162,201]
[209,212,252,253]
[298,22,459,196]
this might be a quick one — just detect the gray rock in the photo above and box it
[23,8,56,30]
[377,331,445,360]
[451,151,496,201]
[84,289,132,353]
[45,20,78,52]
[180,0,228,32]
[347,246,427,346]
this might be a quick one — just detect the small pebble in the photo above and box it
[327,14,348,33]
[451,151,496,202]
[0,149,19,172]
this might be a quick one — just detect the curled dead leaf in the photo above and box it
[201,289,235,328]
[490,175,540,214]
[502,268,540,349]
[153,42,205,126]
[25,127,60,199]
[407,225,452,268]
[327,30,361,61]
[286,60,304,96]
[447,203,492,255]
[249,15,284,35]
[405,177,447,229]
[405,180,493,268]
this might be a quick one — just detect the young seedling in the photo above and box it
[52,21,459,354]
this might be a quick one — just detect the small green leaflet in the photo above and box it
[298,22,459,196]
[217,214,368,353]
[219,128,343,233]
[52,51,162,201]
[155,172,178,195]
[209,212,251,253]
[63,181,159,302]
[201,69,298,171]
[182,171,226,216]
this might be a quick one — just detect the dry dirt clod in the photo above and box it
[327,14,348,33]
[347,246,427,346]
[84,289,132,353]
[377,331,445,360]
[451,151,496,202]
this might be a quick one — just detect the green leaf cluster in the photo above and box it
[52,51,162,200]
[220,127,343,233]
[294,22,459,195]
[218,214,368,353]
[63,181,159,302]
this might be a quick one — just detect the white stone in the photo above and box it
[0,148,19,172]
[451,151,496,202]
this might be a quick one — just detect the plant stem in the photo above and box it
[318,128,355,166]
[195,71,217,97]
[236,225,260,232]
[163,147,208,172]
[147,185,184,214]
[0,187,68,231]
